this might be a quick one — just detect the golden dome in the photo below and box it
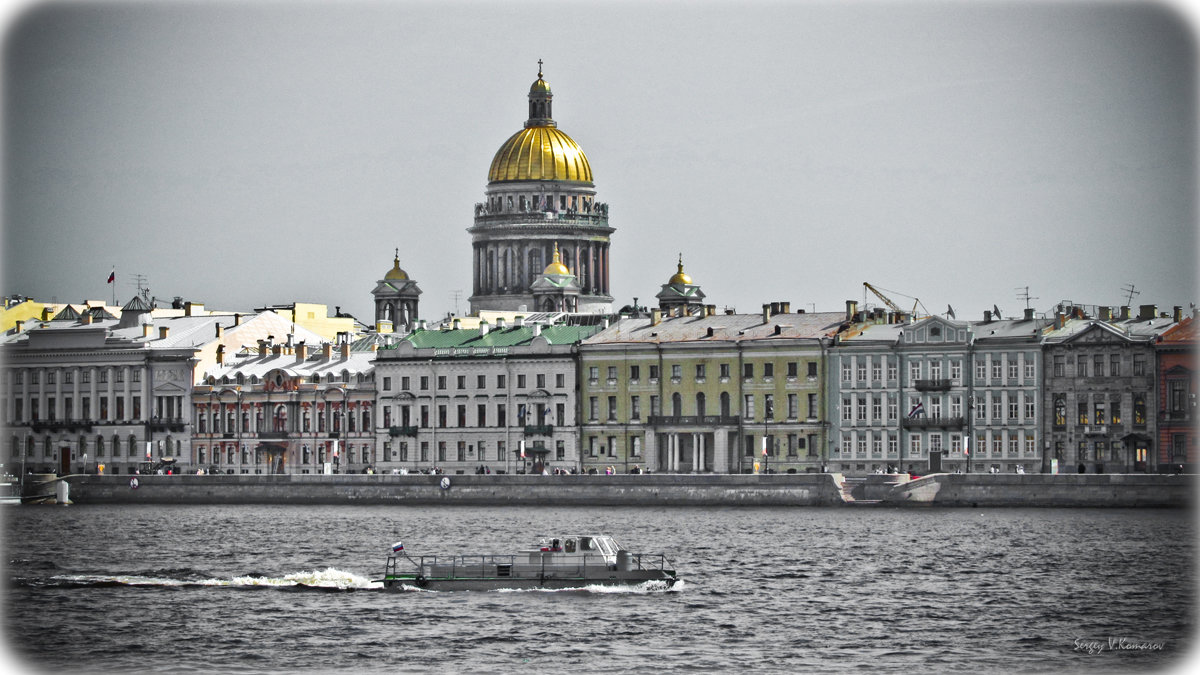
[530,77,551,94]
[488,126,592,183]
[543,242,570,276]
[384,249,409,281]
[669,254,692,285]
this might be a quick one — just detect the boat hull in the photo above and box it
[379,569,677,591]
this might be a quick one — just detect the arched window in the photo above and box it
[696,393,707,418]
[95,435,105,457]
[112,435,121,458]
[720,392,731,418]
[671,393,682,417]
[128,434,138,458]
[273,405,288,432]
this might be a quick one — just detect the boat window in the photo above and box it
[579,537,594,551]
[564,539,576,553]
[596,539,614,556]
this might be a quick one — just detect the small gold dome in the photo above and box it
[384,249,409,281]
[530,77,551,94]
[488,126,592,183]
[668,254,692,285]
[543,242,570,276]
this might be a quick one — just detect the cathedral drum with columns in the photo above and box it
[469,63,614,314]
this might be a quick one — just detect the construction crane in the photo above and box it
[862,282,929,319]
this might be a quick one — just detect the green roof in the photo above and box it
[392,325,598,351]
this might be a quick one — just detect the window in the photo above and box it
[1054,395,1066,426]
[1008,401,1018,420]
[695,364,706,380]
[763,363,774,378]
[841,397,852,422]
[910,436,922,456]
[950,360,962,382]
[930,361,942,380]
[887,433,898,456]
[950,396,962,418]
[910,362,921,383]
[1169,379,1189,412]
[887,397,897,421]
[420,405,429,428]
[401,376,410,390]
[607,396,617,422]
[556,403,565,426]
[807,393,817,419]
[631,396,641,420]
[857,360,867,382]
[457,405,467,427]
[886,359,897,381]
[1078,401,1088,425]
[477,375,486,389]
[383,377,392,391]
[1077,356,1087,377]
[1094,402,1106,425]
[46,371,55,385]
[1025,395,1035,420]
[589,397,598,422]
[1133,355,1146,376]
[1093,355,1104,377]
[650,395,660,416]
[991,400,1001,420]
[419,376,429,390]
[117,370,126,383]
[537,373,547,388]
[1110,355,1120,377]
[808,362,818,378]
[629,365,640,381]
[991,360,1002,380]
[456,375,466,390]
[497,404,506,427]
[1024,360,1035,380]
[930,399,942,419]
[871,359,881,382]
[1007,360,1018,380]
[764,394,774,420]
[588,367,599,382]
[1053,356,1064,377]
[841,362,852,382]
[1133,394,1146,425]
[976,361,987,379]
[744,363,754,379]
[497,374,506,388]
[787,362,798,378]
[788,394,798,419]
[1111,397,1122,425]
[856,397,866,421]
[1025,436,1036,456]
[649,365,660,380]
[517,374,526,389]
[745,395,756,421]
[555,373,565,389]
[951,435,962,455]
[607,367,617,381]
[671,364,682,380]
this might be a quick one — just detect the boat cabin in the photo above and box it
[526,535,622,564]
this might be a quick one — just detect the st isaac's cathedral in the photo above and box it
[468,64,615,314]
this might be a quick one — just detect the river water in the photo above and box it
[2,505,1194,674]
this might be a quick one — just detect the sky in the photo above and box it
[2,0,1196,324]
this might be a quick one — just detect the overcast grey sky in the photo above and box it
[3,0,1196,323]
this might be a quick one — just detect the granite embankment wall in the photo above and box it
[50,473,847,506]
[883,473,1193,507]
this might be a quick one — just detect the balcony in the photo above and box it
[901,416,965,430]
[258,430,290,439]
[146,418,186,432]
[913,379,953,392]
[647,415,741,427]
[523,425,554,436]
[388,425,419,437]
[28,419,94,433]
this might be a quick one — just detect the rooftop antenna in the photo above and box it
[1015,286,1038,310]
[1121,282,1140,306]
[449,289,462,317]
[131,274,150,304]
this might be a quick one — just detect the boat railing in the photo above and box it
[385,552,671,580]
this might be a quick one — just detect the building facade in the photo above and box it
[469,65,614,314]
[1156,314,1195,471]
[372,320,598,474]
[579,304,840,474]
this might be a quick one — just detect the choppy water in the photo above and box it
[2,505,1194,673]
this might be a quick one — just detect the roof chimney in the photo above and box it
[143,324,153,338]
[1055,312,1065,330]
[159,326,170,340]
[215,323,223,339]
[515,316,525,327]
[984,310,993,323]
[1099,306,1112,321]
[845,300,858,322]
[376,320,393,334]
[418,319,427,330]
[234,313,242,326]
[296,342,307,361]
[80,313,92,325]
[184,302,204,317]
[762,304,772,323]
[706,305,716,317]
[1173,306,1182,323]
[259,340,269,356]
[651,309,662,326]
[272,344,283,356]
[452,319,461,330]
[495,317,506,329]
[216,344,225,365]
[706,326,714,338]
[322,342,333,360]
[1119,306,1131,321]
[770,302,780,316]
[532,323,542,336]
[773,324,783,335]
[14,320,23,332]
[1138,304,1157,321]
[780,302,790,314]
[1024,307,1035,321]
[479,320,490,336]
[340,342,350,359]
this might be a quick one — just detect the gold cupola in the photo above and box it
[543,242,571,276]
[668,254,693,285]
[384,248,409,281]
[488,61,593,184]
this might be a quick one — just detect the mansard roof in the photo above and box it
[583,312,843,346]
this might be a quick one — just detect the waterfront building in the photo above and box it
[194,332,377,475]
[829,304,1047,475]
[1155,311,1196,471]
[0,297,237,475]
[469,64,614,314]
[1041,305,1178,473]
[578,303,841,474]
[372,319,599,474]
[371,250,421,333]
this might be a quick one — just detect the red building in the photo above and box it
[1157,315,1196,471]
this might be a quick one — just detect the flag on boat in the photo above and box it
[391,541,404,552]
[908,402,925,418]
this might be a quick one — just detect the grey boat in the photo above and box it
[377,535,678,591]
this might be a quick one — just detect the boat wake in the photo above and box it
[15,568,381,592]
[494,578,684,594]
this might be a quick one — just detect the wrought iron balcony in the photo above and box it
[901,416,965,430]
[146,418,186,432]
[913,379,953,392]
[28,419,94,433]
[647,415,741,427]
[388,425,419,437]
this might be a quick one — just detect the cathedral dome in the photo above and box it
[384,251,409,281]
[543,243,570,276]
[488,126,592,184]
[668,255,692,285]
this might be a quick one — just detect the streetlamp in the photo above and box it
[965,395,975,474]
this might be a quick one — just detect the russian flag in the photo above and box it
[391,541,404,553]
[908,402,925,418]
[107,268,115,284]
